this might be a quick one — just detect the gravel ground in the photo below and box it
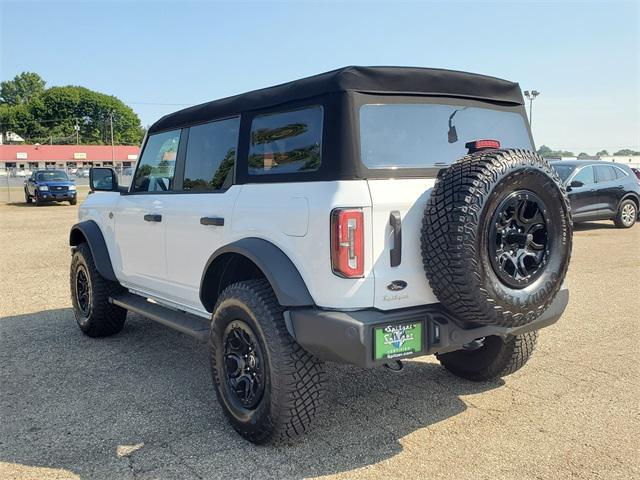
[0,201,638,480]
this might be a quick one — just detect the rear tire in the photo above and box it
[614,199,637,228]
[69,198,77,205]
[209,279,325,444]
[437,331,538,381]
[70,243,127,337]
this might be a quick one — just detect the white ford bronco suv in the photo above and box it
[69,66,572,444]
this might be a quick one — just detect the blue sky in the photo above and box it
[1,0,638,154]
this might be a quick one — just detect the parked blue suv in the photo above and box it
[24,170,77,206]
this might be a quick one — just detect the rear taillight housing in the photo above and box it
[331,208,364,278]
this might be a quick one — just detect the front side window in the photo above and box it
[248,106,322,175]
[132,130,180,192]
[572,166,594,185]
[360,103,532,169]
[183,117,239,191]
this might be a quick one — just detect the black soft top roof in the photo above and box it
[148,66,524,133]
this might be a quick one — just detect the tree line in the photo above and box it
[537,145,639,158]
[0,72,144,145]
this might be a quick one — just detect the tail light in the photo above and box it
[331,208,364,278]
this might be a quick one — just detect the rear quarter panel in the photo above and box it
[232,180,374,309]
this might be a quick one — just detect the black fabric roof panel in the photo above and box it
[148,66,524,133]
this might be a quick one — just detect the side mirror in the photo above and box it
[90,167,119,192]
[570,180,584,188]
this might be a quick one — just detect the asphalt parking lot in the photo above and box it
[0,199,638,480]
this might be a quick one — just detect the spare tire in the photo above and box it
[421,149,572,328]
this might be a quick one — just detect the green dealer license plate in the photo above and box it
[374,322,422,360]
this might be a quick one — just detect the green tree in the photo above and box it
[3,85,144,145]
[596,150,609,156]
[0,72,46,105]
[536,145,575,158]
[613,149,640,156]
[577,152,590,158]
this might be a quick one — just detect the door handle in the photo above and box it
[143,214,162,222]
[389,211,402,267]
[200,216,225,226]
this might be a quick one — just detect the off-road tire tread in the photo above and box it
[421,149,572,328]
[70,243,126,337]
[437,331,538,381]
[210,279,326,444]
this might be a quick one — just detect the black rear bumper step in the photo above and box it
[284,289,569,368]
[109,293,210,342]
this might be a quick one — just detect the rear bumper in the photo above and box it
[284,289,569,368]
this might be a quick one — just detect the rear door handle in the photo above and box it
[200,216,225,226]
[143,214,162,222]
[389,210,402,267]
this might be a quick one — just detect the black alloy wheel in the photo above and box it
[75,264,92,317]
[488,191,550,288]
[222,320,266,410]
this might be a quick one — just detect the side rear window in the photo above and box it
[248,106,322,175]
[133,130,180,192]
[183,117,240,191]
[595,165,615,183]
[614,166,628,179]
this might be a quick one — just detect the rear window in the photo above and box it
[359,103,532,169]
[248,106,322,175]
[183,117,239,191]
[595,165,616,183]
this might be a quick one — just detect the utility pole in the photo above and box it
[110,113,115,163]
[74,119,80,144]
[524,90,540,127]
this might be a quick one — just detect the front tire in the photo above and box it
[70,243,127,337]
[614,199,637,228]
[69,198,77,205]
[24,189,32,204]
[209,279,325,444]
[437,331,538,381]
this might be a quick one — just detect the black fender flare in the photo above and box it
[69,220,117,282]
[200,238,314,311]
[621,192,640,209]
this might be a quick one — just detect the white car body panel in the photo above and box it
[232,180,374,310]
[78,176,440,314]
[367,178,439,310]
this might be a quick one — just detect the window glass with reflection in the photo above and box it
[572,166,594,185]
[182,117,239,191]
[248,106,322,175]
[133,130,180,192]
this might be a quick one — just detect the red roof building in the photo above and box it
[0,145,140,170]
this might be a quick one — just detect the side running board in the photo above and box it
[109,292,210,342]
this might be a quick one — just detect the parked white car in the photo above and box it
[68,66,573,444]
